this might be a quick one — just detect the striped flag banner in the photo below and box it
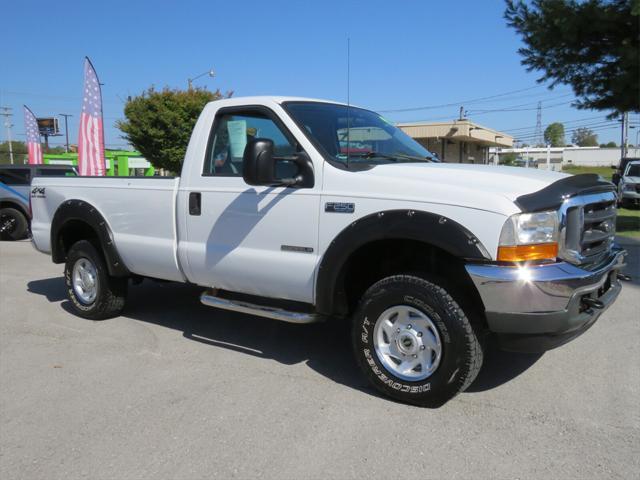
[77,57,105,176]
[23,106,43,165]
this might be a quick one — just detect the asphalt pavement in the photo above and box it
[1,238,638,480]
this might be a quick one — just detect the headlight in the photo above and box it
[498,210,559,262]
[623,183,635,191]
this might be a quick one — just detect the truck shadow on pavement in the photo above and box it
[27,277,546,400]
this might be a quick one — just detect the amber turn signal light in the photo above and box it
[497,243,558,262]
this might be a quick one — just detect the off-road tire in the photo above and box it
[352,274,483,407]
[0,207,28,241]
[64,240,127,320]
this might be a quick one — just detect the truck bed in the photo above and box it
[30,176,185,282]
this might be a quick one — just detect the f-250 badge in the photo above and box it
[325,202,355,213]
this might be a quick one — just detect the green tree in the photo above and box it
[117,87,227,172]
[0,141,28,165]
[544,122,565,146]
[505,0,640,114]
[600,141,617,148]
[500,152,518,166]
[572,127,599,146]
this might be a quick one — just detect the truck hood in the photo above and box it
[623,176,640,183]
[363,162,569,202]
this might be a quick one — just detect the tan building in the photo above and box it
[397,119,514,164]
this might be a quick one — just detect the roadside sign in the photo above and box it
[36,118,60,136]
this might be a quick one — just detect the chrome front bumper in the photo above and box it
[465,248,627,352]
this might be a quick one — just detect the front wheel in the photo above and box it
[352,275,483,407]
[64,240,127,319]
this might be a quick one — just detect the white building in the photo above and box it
[490,146,640,168]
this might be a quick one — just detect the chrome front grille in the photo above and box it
[559,192,617,266]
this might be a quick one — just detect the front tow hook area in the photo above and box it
[582,297,604,310]
[617,273,632,282]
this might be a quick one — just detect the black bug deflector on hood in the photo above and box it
[515,174,616,213]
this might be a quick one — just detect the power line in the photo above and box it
[510,117,629,137]
[500,114,609,133]
[515,123,621,142]
[377,85,547,113]
[469,99,574,114]
[513,120,619,140]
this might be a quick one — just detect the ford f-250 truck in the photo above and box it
[30,97,627,407]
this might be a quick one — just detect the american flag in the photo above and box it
[24,106,43,165]
[77,57,105,176]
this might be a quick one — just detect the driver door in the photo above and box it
[181,107,321,303]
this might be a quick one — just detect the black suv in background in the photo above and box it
[0,164,77,240]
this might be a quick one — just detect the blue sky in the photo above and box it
[2,0,637,149]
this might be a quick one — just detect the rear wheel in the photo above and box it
[64,240,127,319]
[0,207,28,241]
[352,274,483,407]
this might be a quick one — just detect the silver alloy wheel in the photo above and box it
[72,257,98,304]
[373,305,442,381]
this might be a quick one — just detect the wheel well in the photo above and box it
[0,201,29,220]
[52,220,100,263]
[334,239,487,326]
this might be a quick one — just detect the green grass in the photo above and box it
[562,165,614,181]
[616,208,640,238]
[561,165,639,239]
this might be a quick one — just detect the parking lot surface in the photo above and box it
[1,239,639,480]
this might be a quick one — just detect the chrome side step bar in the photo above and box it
[200,291,324,324]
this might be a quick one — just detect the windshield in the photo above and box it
[284,102,435,166]
[626,164,640,177]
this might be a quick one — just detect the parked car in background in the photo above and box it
[612,157,639,187]
[617,160,640,208]
[0,164,77,240]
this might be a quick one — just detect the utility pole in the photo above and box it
[534,101,543,147]
[59,113,72,153]
[620,112,629,158]
[546,144,551,170]
[1,106,14,164]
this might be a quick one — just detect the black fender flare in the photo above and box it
[51,199,130,277]
[315,209,491,316]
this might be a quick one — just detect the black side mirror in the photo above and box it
[243,138,277,186]
[242,138,314,188]
[612,173,621,185]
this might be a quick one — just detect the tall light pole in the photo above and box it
[1,106,14,164]
[188,68,215,90]
[59,113,72,153]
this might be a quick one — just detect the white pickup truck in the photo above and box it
[31,96,627,407]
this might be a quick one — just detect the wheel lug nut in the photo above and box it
[413,354,417,358]
[397,328,401,333]
[420,345,426,350]
[407,324,412,329]
[417,332,423,337]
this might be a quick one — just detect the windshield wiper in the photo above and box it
[349,151,433,162]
